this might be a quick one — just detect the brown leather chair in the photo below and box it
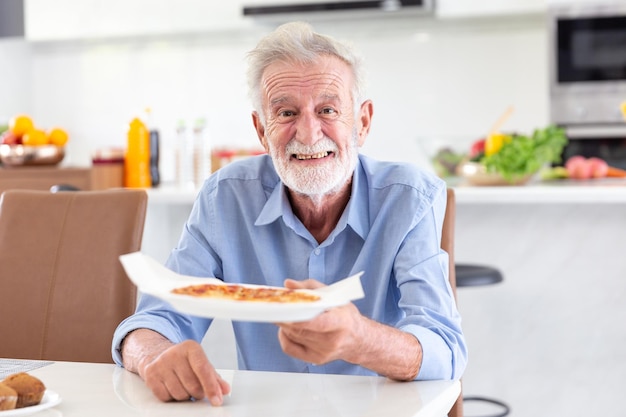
[443,188,464,417]
[445,189,510,417]
[0,189,147,363]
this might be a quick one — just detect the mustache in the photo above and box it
[284,137,338,156]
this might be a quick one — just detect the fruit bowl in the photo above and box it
[456,161,534,186]
[0,144,65,167]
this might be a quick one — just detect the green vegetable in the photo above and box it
[480,125,568,182]
[540,166,569,181]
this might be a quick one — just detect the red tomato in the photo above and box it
[469,138,486,159]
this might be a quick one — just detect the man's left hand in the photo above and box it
[276,278,364,366]
[276,278,423,381]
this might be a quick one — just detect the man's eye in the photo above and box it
[320,108,336,115]
[279,110,296,117]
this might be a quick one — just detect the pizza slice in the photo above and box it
[171,283,320,303]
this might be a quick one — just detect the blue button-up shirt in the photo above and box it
[113,154,467,380]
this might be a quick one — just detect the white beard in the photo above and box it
[269,132,359,197]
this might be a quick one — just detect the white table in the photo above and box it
[20,361,460,417]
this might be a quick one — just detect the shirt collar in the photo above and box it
[255,156,370,241]
[254,179,297,229]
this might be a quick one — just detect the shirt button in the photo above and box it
[314,248,321,255]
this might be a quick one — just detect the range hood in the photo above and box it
[242,0,434,19]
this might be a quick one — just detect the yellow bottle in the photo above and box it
[124,117,151,188]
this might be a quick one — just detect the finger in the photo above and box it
[151,343,200,401]
[217,373,231,396]
[144,363,190,402]
[164,368,195,401]
[277,327,328,365]
[142,360,182,402]
[211,373,232,406]
[277,310,329,334]
[206,376,231,406]
[187,348,229,406]
[147,378,176,402]
[277,327,309,360]
[284,278,324,290]
[280,325,328,356]
[173,363,207,401]
[145,341,225,404]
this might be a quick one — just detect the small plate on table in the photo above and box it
[0,390,62,416]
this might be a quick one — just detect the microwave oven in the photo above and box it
[549,2,626,127]
[548,2,626,167]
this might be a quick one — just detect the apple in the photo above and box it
[565,155,592,180]
[0,131,22,145]
[587,157,609,178]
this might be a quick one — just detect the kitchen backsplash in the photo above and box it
[0,14,549,176]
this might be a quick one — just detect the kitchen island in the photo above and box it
[452,179,626,417]
[141,179,626,417]
[454,177,626,203]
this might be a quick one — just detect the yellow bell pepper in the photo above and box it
[485,132,512,156]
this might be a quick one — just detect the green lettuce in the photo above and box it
[480,125,568,182]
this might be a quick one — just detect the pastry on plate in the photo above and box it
[0,382,18,411]
[2,372,46,408]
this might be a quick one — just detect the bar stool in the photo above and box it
[455,263,511,417]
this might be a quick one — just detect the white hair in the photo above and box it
[246,21,367,124]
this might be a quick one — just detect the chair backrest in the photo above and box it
[442,188,457,300]
[442,188,464,417]
[0,189,147,363]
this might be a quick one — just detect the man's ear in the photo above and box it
[356,100,373,147]
[252,112,268,151]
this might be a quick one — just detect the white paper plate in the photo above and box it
[119,252,364,323]
[163,287,352,322]
[0,390,61,416]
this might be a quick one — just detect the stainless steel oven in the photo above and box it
[548,2,626,167]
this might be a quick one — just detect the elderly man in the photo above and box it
[113,21,467,406]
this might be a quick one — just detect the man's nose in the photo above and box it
[294,112,324,145]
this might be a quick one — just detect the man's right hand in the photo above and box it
[121,329,231,406]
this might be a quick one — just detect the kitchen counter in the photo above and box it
[146,184,199,205]
[146,179,626,206]
[0,166,92,192]
[453,178,626,203]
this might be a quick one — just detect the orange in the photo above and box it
[9,114,34,137]
[22,128,48,146]
[47,127,69,146]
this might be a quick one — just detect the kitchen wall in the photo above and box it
[0,38,31,123]
[0,13,548,177]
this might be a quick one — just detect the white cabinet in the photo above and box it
[436,0,547,19]
[24,0,252,41]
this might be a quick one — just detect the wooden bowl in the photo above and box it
[456,161,533,186]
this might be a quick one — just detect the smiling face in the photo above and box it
[252,55,372,198]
